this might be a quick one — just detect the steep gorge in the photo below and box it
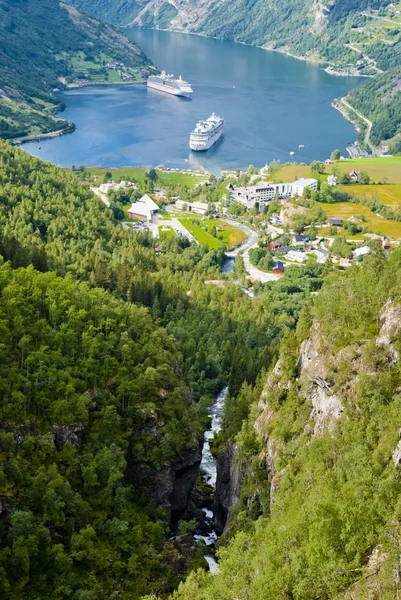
[174,246,401,600]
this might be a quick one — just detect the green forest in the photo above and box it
[0,0,153,140]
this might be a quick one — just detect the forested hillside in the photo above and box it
[172,245,401,599]
[0,141,326,598]
[0,0,153,141]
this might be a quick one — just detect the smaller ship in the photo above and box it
[189,113,224,151]
[289,151,295,155]
[299,144,305,148]
[147,71,193,97]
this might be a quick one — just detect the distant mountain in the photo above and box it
[0,0,155,141]
[69,0,393,72]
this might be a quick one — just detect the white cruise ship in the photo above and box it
[147,71,193,97]
[189,113,224,151]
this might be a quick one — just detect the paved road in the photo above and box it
[223,219,280,283]
[149,215,195,241]
[90,187,110,207]
[340,99,374,151]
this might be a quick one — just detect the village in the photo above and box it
[86,157,400,283]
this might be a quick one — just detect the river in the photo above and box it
[23,29,360,174]
[195,386,227,572]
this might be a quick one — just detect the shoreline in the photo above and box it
[11,78,146,145]
[128,25,367,77]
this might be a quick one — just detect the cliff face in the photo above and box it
[214,441,245,534]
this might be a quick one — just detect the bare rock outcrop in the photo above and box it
[376,298,401,364]
[298,321,344,436]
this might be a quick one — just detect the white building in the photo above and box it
[291,178,318,196]
[286,250,307,263]
[174,200,209,215]
[327,175,338,186]
[191,201,209,215]
[353,245,370,258]
[128,194,159,222]
[175,199,189,211]
[99,182,115,193]
[231,178,317,209]
[313,248,329,264]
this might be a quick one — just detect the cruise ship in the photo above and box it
[189,113,224,151]
[147,71,193,97]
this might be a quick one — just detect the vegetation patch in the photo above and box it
[347,183,401,206]
[317,201,401,238]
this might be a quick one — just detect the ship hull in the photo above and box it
[189,125,224,151]
[147,80,192,98]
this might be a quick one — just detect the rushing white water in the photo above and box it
[196,386,228,573]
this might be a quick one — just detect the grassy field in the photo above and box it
[346,184,401,206]
[332,159,401,184]
[158,171,208,187]
[179,218,222,249]
[158,225,177,239]
[317,202,401,239]
[269,165,311,183]
[269,157,401,185]
[87,167,206,189]
[178,218,246,250]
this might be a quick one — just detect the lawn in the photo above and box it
[269,165,312,183]
[208,219,247,250]
[86,167,205,189]
[345,184,401,206]
[158,225,177,239]
[317,202,401,239]
[179,218,222,249]
[178,218,247,250]
[158,171,208,188]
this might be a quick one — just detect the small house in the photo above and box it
[272,260,284,274]
[270,239,283,250]
[353,246,370,258]
[349,170,360,182]
[99,182,115,193]
[329,218,343,227]
[286,250,307,263]
[191,201,209,216]
[293,234,310,246]
[128,194,159,222]
[327,175,337,186]
[383,241,392,250]
[313,248,329,264]
[271,245,294,255]
[339,257,352,268]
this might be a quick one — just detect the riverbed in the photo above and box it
[195,387,227,572]
[23,29,360,173]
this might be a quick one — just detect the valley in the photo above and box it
[2,1,401,599]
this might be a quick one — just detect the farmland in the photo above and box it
[269,156,401,185]
[346,184,401,207]
[317,202,401,239]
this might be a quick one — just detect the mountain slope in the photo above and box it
[0,0,154,141]
[173,245,401,600]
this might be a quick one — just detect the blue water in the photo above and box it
[23,28,360,173]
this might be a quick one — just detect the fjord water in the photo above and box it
[24,28,359,172]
